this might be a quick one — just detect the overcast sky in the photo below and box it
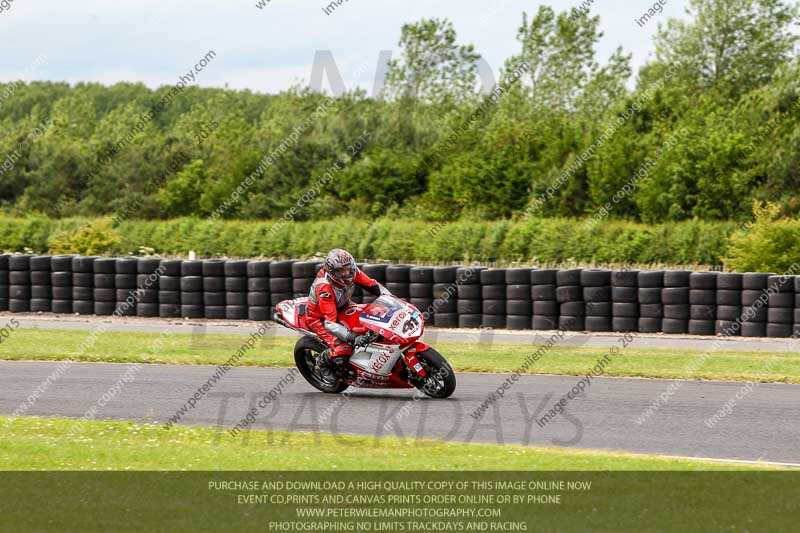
[1,0,689,95]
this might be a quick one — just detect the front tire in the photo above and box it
[415,348,456,398]
[294,337,349,394]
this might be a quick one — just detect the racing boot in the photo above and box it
[316,349,337,383]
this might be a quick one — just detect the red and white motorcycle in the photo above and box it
[273,295,456,398]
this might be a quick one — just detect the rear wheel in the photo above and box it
[294,337,349,394]
[415,348,456,398]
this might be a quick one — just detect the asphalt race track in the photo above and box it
[2,360,799,465]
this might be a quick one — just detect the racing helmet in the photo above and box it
[324,249,357,288]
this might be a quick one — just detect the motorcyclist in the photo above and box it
[306,249,391,381]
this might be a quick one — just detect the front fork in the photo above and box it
[402,341,430,379]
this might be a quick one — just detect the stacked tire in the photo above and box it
[135,258,162,318]
[741,273,771,337]
[0,255,8,311]
[9,255,32,313]
[158,260,182,318]
[662,271,691,334]
[409,266,434,321]
[431,266,459,328]
[29,255,52,313]
[291,261,320,299]
[689,272,717,335]
[200,260,226,319]
[352,263,371,304]
[582,269,612,332]
[531,269,558,330]
[224,260,249,320]
[384,265,411,302]
[269,261,295,307]
[505,268,532,330]
[247,261,270,321]
[556,269,583,331]
[481,269,507,329]
[766,275,794,338]
[114,258,139,317]
[638,270,664,333]
[361,264,388,305]
[180,260,204,319]
[611,269,639,332]
[93,258,117,316]
[715,273,743,336]
[795,277,800,338]
[72,256,97,315]
[51,255,74,314]
[456,266,483,328]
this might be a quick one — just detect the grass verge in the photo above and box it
[0,327,798,383]
[0,417,776,470]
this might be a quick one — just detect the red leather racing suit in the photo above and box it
[306,267,383,358]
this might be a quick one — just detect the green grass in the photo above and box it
[2,418,796,533]
[1,327,799,383]
[0,417,775,471]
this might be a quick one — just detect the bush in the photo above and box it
[724,202,800,273]
[49,221,121,255]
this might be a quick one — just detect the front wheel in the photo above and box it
[294,337,349,394]
[415,348,456,399]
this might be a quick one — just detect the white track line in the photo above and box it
[659,454,800,468]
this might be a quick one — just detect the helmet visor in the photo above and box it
[333,265,355,281]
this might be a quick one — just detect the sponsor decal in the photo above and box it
[345,308,358,315]
[371,351,392,372]
[390,312,408,329]
[320,291,332,298]
[355,369,390,382]
[402,314,420,334]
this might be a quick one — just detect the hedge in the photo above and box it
[0,215,740,266]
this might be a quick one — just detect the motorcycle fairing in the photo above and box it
[276,297,309,329]
[359,296,425,344]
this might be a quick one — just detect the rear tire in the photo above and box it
[294,337,349,394]
[415,348,456,399]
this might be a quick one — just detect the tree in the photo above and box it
[158,160,209,217]
[653,0,799,100]
[505,7,605,112]
[385,18,481,106]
